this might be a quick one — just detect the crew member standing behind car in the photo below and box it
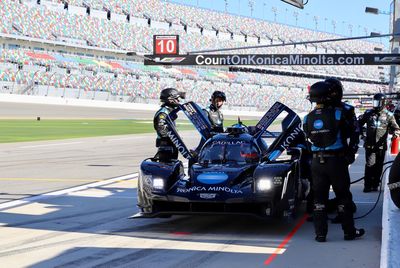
[153,88,186,162]
[303,81,365,242]
[325,78,360,165]
[358,93,400,192]
[204,91,226,133]
[189,90,226,164]
[325,78,359,223]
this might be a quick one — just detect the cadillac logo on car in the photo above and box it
[199,193,217,199]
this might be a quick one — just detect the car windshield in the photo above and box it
[199,140,260,164]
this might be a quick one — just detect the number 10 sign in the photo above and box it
[153,35,179,55]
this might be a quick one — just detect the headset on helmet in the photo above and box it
[210,91,226,102]
[373,93,386,110]
[325,77,343,103]
[309,81,335,104]
[160,88,186,107]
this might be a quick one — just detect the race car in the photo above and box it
[133,102,310,219]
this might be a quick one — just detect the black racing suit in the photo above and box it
[153,105,179,162]
[290,131,313,214]
[327,102,359,215]
[307,102,359,215]
[340,102,360,163]
[358,109,400,189]
[204,104,224,133]
[304,104,357,237]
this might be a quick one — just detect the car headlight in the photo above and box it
[152,178,165,190]
[256,178,272,192]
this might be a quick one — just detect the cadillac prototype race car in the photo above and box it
[133,102,310,219]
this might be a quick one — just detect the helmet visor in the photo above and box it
[179,91,186,99]
[373,100,383,108]
[169,91,186,101]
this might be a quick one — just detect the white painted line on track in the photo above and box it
[107,137,147,141]
[380,149,394,268]
[19,142,83,149]
[102,195,137,199]
[0,173,138,211]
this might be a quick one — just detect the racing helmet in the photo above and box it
[160,88,186,107]
[210,91,226,108]
[308,81,334,104]
[373,93,386,111]
[325,77,343,104]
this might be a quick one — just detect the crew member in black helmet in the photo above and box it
[358,93,400,192]
[324,78,359,223]
[153,88,186,162]
[303,81,365,242]
[204,90,226,133]
[325,78,360,164]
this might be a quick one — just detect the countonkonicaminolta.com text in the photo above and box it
[194,54,365,65]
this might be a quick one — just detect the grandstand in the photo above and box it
[0,0,389,112]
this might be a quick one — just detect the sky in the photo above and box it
[171,0,392,44]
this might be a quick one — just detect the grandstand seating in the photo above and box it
[0,0,388,112]
[0,48,386,112]
[0,0,384,78]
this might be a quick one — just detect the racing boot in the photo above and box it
[371,184,379,192]
[313,203,327,242]
[332,201,357,224]
[363,187,372,193]
[315,235,326,242]
[344,228,365,240]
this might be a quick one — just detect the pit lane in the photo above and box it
[0,136,383,268]
[0,103,382,267]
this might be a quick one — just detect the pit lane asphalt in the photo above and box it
[0,103,382,267]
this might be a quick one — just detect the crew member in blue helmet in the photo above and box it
[303,81,364,242]
[153,88,186,162]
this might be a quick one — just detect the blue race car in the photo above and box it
[133,102,309,219]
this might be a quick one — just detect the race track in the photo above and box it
[0,102,260,120]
